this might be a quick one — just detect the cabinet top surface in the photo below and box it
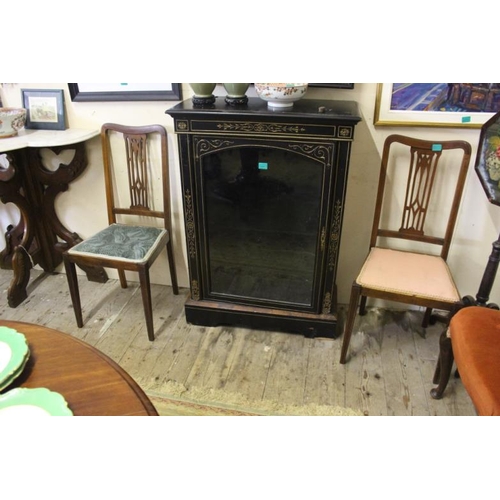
[166,98,361,123]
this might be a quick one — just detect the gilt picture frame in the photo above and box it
[474,110,500,206]
[68,83,182,102]
[374,83,500,128]
[21,88,66,130]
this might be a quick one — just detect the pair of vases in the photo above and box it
[189,83,250,106]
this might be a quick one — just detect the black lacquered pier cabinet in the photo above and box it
[167,97,361,338]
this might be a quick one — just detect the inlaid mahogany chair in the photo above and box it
[339,134,471,364]
[63,123,179,341]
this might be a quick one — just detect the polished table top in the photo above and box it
[0,320,158,416]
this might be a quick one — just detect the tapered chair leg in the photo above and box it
[422,307,433,327]
[430,330,454,399]
[138,267,155,341]
[118,269,128,288]
[166,239,179,295]
[340,282,363,364]
[359,295,368,316]
[63,257,84,328]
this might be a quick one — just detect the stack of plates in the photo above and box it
[0,326,30,392]
[0,326,73,416]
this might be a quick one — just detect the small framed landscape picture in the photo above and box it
[21,88,66,130]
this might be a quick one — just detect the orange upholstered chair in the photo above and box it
[339,134,471,364]
[431,306,500,415]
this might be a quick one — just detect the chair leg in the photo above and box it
[63,257,84,328]
[359,295,368,316]
[430,329,454,399]
[422,307,433,327]
[118,269,128,288]
[340,282,362,364]
[138,267,155,341]
[166,239,179,295]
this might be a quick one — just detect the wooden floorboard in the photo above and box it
[0,268,477,416]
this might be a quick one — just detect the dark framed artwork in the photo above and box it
[68,83,183,102]
[475,110,500,206]
[309,83,354,89]
[21,88,66,130]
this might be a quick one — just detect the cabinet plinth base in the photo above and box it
[184,299,339,339]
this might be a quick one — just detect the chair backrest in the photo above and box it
[370,134,471,260]
[101,123,172,234]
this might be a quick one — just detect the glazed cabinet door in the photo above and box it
[191,136,336,313]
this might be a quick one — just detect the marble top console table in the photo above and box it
[0,128,108,307]
[0,128,100,153]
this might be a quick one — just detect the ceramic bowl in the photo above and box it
[254,83,308,108]
[0,108,27,138]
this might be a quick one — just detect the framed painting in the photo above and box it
[374,83,500,128]
[21,88,66,130]
[68,83,182,102]
[474,110,500,206]
[309,83,354,89]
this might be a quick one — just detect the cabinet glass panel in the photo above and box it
[201,146,323,307]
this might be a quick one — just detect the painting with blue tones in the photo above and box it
[390,83,500,113]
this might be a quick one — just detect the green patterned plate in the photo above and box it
[0,326,30,392]
[0,388,73,416]
[0,353,30,393]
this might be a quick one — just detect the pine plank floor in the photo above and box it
[0,268,476,416]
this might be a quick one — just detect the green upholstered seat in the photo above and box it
[68,223,167,263]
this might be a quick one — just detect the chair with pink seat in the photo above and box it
[339,134,471,364]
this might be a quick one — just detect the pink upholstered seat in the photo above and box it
[357,247,460,303]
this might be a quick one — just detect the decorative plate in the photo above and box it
[0,388,73,416]
[0,352,30,393]
[0,326,30,392]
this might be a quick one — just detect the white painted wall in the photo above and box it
[1,83,499,307]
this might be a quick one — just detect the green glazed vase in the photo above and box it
[189,83,217,98]
[223,83,250,105]
[223,83,250,97]
[189,83,216,106]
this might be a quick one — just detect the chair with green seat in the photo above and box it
[63,123,179,341]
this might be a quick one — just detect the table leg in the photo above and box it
[27,144,108,284]
[0,151,40,306]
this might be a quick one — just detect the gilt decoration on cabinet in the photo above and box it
[215,122,307,135]
[184,190,197,259]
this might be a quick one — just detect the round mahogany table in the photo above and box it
[0,320,158,416]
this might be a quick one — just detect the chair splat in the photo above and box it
[125,133,150,211]
[399,146,441,236]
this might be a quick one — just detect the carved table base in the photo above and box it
[0,134,107,307]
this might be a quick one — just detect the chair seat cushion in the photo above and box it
[451,306,500,416]
[356,247,460,303]
[68,223,167,263]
